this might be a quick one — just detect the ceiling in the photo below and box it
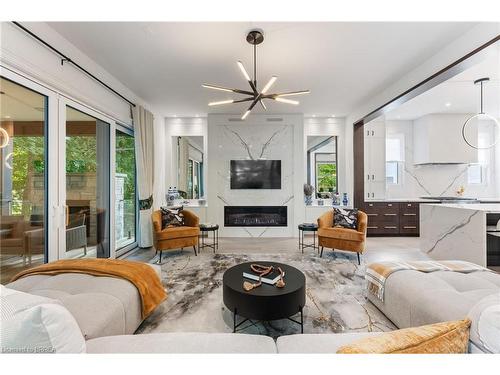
[46,22,479,118]
[385,44,500,121]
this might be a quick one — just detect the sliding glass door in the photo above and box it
[0,75,54,283]
[115,126,137,255]
[62,104,110,259]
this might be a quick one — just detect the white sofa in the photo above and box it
[367,269,500,354]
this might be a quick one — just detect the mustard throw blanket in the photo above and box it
[366,260,490,302]
[11,259,167,319]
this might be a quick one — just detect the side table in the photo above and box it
[199,223,219,253]
[298,223,318,254]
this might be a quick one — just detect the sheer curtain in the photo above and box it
[133,105,154,248]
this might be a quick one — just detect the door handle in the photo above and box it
[384,213,397,216]
[403,213,417,216]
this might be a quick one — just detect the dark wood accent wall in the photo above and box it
[353,120,364,209]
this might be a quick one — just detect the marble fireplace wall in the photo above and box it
[207,114,304,237]
[386,120,498,199]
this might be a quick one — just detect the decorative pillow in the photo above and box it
[333,207,358,229]
[336,319,471,354]
[1,304,86,353]
[160,206,185,229]
[0,286,85,353]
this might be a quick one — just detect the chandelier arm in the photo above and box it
[202,84,254,96]
[259,99,267,111]
[232,97,257,104]
[248,80,258,95]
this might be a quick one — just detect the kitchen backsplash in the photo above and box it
[386,120,499,199]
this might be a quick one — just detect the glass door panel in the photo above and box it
[115,128,136,253]
[65,106,110,258]
[0,77,47,283]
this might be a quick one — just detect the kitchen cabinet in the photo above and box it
[362,201,420,236]
[364,121,386,200]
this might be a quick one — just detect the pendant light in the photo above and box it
[462,77,500,149]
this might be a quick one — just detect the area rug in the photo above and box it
[136,251,396,339]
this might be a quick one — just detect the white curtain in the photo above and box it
[133,105,154,248]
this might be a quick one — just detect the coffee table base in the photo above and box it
[232,307,304,334]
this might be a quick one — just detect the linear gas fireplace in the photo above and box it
[224,206,287,227]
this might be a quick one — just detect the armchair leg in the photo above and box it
[193,245,197,256]
[320,246,324,258]
[155,250,163,265]
[357,252,361,265]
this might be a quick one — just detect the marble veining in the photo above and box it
[137,252,396,338]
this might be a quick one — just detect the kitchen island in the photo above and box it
[420,203,500,267]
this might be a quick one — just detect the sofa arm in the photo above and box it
[357,210,368,234]
[151,210,162,233]
[183,210,199,227]
[317,210,333,228]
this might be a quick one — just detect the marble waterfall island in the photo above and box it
[420,203,500,267]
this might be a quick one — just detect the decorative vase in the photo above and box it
[342,193,348,206]
[305,195,313,205]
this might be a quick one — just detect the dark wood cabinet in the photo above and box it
[361,201,421,236]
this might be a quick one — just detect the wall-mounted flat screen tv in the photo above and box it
[230,160,281,189]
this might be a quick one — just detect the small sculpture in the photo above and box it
[243,264,286,291]
[275,267,285,288]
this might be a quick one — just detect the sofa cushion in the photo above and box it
[156,226,200,240]
[318,227,364,242]
[337,319,471,354]
[6,273,143,340]
[86,332,277,353]
[467,293,500,353]
[277,332,381,353]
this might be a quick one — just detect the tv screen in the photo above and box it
[230,160,281,189]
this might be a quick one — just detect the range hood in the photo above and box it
[413,114,477,165]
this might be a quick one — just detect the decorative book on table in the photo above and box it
[243,268,285,285]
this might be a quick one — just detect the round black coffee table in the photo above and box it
[223,261,306,333]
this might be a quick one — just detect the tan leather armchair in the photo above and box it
[317,210,368,264]
[151,209,200,263]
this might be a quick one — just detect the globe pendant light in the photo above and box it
[462,77,500,149]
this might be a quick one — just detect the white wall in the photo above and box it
[344,23,500,201]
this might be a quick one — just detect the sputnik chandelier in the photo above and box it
[202,29,310,120]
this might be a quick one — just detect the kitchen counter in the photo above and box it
[366,197,500,203]
[420,203,500,267]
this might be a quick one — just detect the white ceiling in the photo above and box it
[47,22,479,118]
[385,45,500,121]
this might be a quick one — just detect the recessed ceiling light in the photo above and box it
[445,102,451,107]
[173,114,177,117]
[312,114,316,117]
[331,114,335,118]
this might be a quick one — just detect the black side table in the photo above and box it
[199,224,219,253]
[298,224,318,254]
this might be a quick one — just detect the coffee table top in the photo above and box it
[223,261,305,297]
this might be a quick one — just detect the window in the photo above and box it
[315,160,337,197]
[386,134,404,185]
[386,161,399,184]
[115,128,137,252]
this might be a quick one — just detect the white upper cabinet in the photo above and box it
[413,114,477,165]
[364,121,386,200]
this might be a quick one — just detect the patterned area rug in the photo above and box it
[137,251,396,339]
